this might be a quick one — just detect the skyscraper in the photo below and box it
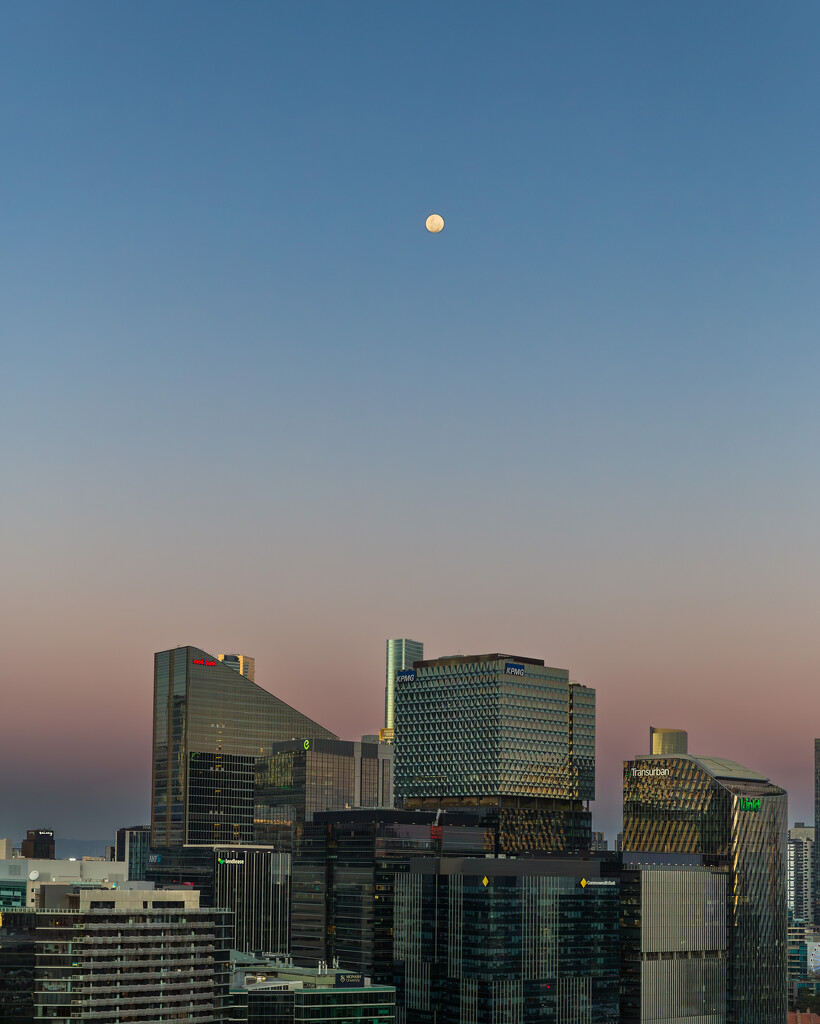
[385,638,423,733]
[394,856,620,1024]
[218,652,255,682]
[789,822,815,924]
[394,653,594,852]
[623,753,787,1024]
[151,645,337,847]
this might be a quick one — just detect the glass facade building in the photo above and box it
[394,653,594,853]
[146,845,291,955]
[394,856,620,1024]
[291,810,491,984]
[115,824,151,880]
[152,646,337,847]
[385,638,424,732]
[622,754,787,1024]
[254,739,394,850]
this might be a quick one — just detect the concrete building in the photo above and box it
[230,954,395,1024]
[790,823,815,924]
[0,856,128,908]
[0,886,233,1022]
[619,853,729,1023]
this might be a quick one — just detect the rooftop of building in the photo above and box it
[414,653,546,668]
[634,753,769,782]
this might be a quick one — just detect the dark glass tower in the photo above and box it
[623,754,787,1024]
[814,738,820,927]
[394,653,594,852]
[151,646,337,847]
[394,857,620,1024]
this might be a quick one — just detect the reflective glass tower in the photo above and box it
[385,639,423,733]
[394,653,594,852]
[151,645,337,846]
[622,754,787,1024]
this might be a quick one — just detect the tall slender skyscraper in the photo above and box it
[384,638,423,732]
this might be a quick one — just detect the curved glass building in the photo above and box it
[622,754,787,1024]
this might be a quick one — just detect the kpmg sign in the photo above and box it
[396,670,416,683]
[505,662,526,677]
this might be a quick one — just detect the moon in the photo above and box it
[425,213,445,233]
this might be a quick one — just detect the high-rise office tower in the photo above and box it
[394,653,594,852]
[623,753,787,1024]
[218,652,255,682]
[254,738,394,849]
[788,822,815,924]
[648,727,688,755]
[385,638,423,733]
[151,645,337,847]
[394,855,620,1024]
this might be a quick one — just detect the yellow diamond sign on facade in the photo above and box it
[580,878,587,888]
[482,876,489,887]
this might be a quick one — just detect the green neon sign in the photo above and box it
[303,739,310,750]
[740,797,761,812]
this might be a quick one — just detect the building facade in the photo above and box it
[290,809,490,983]
[394,856,620,1024]
[20,830,54,860]
[146,845,291,955]
[385,638,424,734]
[623,754,787,1024]
[619,854,729,1023]
[115,824,151,880]
[0,887,232,1022]
[394,653,594,853]
[789,823,815,925]
[218,653,256,682]
[648,727,688,755]
[254,738,394,849]
[151,646,337,847]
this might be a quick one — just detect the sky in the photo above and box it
[3,1,820,844]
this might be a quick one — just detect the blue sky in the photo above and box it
[2,2,820,841]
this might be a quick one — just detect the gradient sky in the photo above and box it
[3,2,820,843]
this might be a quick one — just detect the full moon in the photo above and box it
[425,213,445,233]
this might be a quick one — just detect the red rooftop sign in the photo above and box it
[193,659,217,666]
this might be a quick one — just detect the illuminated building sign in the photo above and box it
[505,662,525,676]
[193,659,217,666]
[218,858,245,865]
[396,670,416,683]
[303,739,310,750]
[628,766,671,778]
[740,797,761,812]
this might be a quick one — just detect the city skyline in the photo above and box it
[3,3,820,844]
